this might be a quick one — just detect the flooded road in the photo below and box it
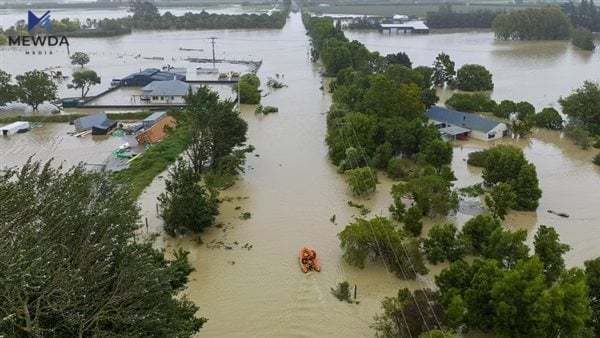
[139,13,430,337]
[1,11,599,337]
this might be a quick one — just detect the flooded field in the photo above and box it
[346,29,600,109]
[1,11,599,337]
[0,123,136,170]
[0,5,277,29]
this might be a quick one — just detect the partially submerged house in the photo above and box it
[1,121,30,136]
[425,106,508,141]
[92,119,118,135]
[142,111,167,129]
[136,115,177,145]
[120,68,186,87]
[73,112,117,135]
[140,80,190,104]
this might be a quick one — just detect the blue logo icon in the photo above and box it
[28,10,51,32]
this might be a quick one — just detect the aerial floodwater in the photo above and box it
[1,9,600,337]
[138,13,598,337]
[346,29,600,109]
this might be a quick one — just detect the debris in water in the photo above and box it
[347,201,370,216]
[548,210,570,218]
[240,212,252,220]
[235,206,241,210]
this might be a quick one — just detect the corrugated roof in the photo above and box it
[136,116,177,145]
[439,125,471,136]
[426,106,502,133]
[381,20,429,30]
[143,111,167,123]
[142,80,190,96]
[74,112,108,131]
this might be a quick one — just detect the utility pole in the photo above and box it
[208,37,217,69]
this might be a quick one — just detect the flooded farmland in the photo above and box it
[1,11,600,338]
[346,29,600,109]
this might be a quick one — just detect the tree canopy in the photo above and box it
[492,7,572,40]
[69,69,101,98]
[559,81,600,135]
[338,216,427,279]
[0,161,205,336]
[70,51,90,68]
[0,69,17,106]
[15,70,57,111]
[454,64,494,91]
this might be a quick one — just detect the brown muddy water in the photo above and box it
[0,123,136,170]
[345,29,600,109]
[1,12,599,337]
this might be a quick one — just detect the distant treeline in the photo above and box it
[128,0,289,30]
[1,0,290,38]
[426,1,600,31]
[492,7,571,40]
[426,4,500,29]
[0,0,276,9]
[562,0,600,32]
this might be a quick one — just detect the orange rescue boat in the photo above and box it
[299,247,321,273]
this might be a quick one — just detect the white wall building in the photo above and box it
[425,106,508,141]
[140,79,191,104]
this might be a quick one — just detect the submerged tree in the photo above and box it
[70,51,90,68]
[345,166,377,196]
[432,52,455,87]
[159,159,218,236]
[0,160,205,336]
[454,64,494,91]
[185,86,249,177]
[338,217,427,279]
[0,69,17,106]
[372,288,446,338]
[69,69,101,98]
[15,70,57,111]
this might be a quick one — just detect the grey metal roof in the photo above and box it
[425,106,502,133]
[143,111,167,123]
[74,112,108,131]
[439,125,471,136]
[142,80,190,96]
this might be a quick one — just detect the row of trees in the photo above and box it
[562,0,600,32]
[304,16,461,208]
[1,0,290,39]
[159,86,251,236]
[492,7,572,41]
[0,161,205,336]
[129,0,290,30]
[426,4,500,29]
[492,6,597,50]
